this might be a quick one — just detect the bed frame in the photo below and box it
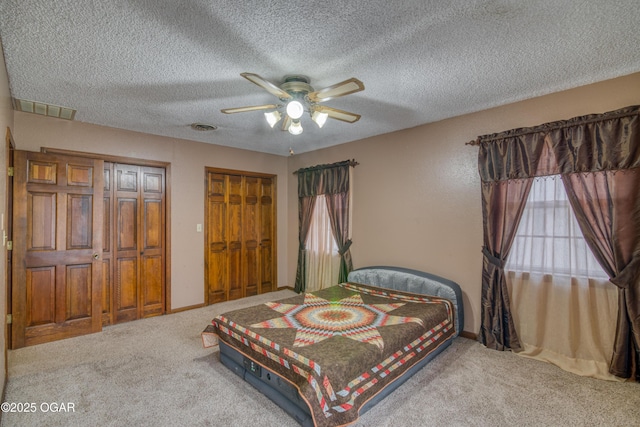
[217,266,464,426]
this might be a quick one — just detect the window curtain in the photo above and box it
[475,105,640,380]
[562,168,640,380]
[294,196,317,293]
[294,160,355,293]
[477,131,548,351]
[506,176,618,380]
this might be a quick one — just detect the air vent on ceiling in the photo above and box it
[13,98,76,120]
[191,123,218,131]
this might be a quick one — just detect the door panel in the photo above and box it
[116,257,138,322]
[65,264,92,320]
[27,193,56,250]
[13,150,103,348]
[26,267,56,326]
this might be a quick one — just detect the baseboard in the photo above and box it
[169,303,205,314]
[459,331,478,340]
[277,285,296,291]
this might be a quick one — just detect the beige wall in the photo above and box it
[287,72,640,334]
[0,38,14,392]
[12,114,289,309]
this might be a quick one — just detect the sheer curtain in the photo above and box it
[305,195,341,292]
[506,175,619,380]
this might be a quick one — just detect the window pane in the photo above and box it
[506,176,608,279]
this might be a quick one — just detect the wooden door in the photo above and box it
[243,177,260,297]
[12,151,103,348]
[139,166,165,318]
[113,163,165,323]
[259,177,275,294]
[205,170,276,303]
[206,173,226,303]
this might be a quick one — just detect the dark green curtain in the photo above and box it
[294,160,355,293]
[476,105,640,379]
[294,196,317,293]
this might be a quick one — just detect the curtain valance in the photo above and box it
[477,105,640,182]
[296,160,356,197]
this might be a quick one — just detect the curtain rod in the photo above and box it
[465,105,640,146]
[293,159,359,175]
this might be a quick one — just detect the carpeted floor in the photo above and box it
[2,290,639,427]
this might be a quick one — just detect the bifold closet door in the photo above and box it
[205,171,275,304]
[113,163,165,323]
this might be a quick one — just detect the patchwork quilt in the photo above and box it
[212,282,456,427]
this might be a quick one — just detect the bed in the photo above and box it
[207,266,464,426]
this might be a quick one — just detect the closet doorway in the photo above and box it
[11,148,170,348]
[205,168,276,304]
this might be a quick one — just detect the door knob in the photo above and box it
[93,253,100,260]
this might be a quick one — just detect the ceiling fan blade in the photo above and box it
[281,115,292,131]
[314,105,361,123]
[307,78,364,103]
[221,104,279,114]
[241,73,293,100]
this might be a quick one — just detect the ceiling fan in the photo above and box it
[221,73,365,135]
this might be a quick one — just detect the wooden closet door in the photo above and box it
[205,170,276,304]
[12,151,103,348]
[113,164,165,323]
[243,177,259,297]
[259,177,275,294]
[206,173,227,303]
[227,175,243,301]
[139,166,165,317]
[114,164,140,323]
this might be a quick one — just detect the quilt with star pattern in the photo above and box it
[212,282,456,427]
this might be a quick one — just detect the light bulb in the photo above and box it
[312,111,329,128]
[288,120,303,135]
[286,100,304,119]
[264,110,281,128]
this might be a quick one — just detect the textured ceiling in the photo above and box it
[1,1,640,156]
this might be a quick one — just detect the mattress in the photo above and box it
[211,279,457,426]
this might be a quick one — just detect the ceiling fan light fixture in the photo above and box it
[264,110,282,128]
[286,100,304,120]
[311,110,329,128]
[288,120,303,135]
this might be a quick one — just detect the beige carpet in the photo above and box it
[2,290,639,427]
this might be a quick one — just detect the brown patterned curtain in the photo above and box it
[477,131,548,351]
[562,170,640,380]
[294,160,356,293]
[326,191,353,283]
[476,105,640,379]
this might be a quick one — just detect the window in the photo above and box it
[305,195,341,292]
[506,176,608,279]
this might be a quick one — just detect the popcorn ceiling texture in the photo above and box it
[0,0,639,155]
